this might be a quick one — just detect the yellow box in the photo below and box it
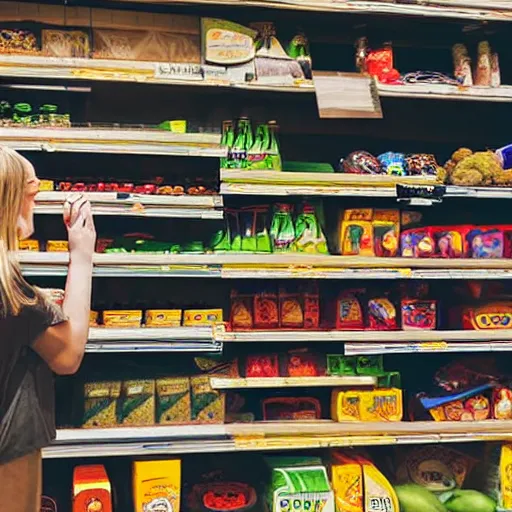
[39,180,54,191]
[331,452,363,512]
[47,240,69,252]
[146,309,182,327]
[133,459,181,512]
[19,239,40,251]
[103,310,142,328]
[90,311,99,327]
[331,388,403,422]
[183,309,223,326]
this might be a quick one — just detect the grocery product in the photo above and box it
[156,377,191,424]
[72,465,113,512]
[334,290,365,330]
[19,239,40,251]
[331,388,403,422]
[330,452,364,512]
[265,456,335,512]
[42,30,90,58]
[394,484,447,512]
[102,310,143,328]
[119,380,156,426]
[401,300,437,330]
[146,309,182,327]
[183,309,223,326]
[83,381,121,428]
[189,482,257,512]
[133,459,181,512]
[191,375,225,423]
[0,29,38,54]
[484,443,512,510]
[462,303,512,330]
[358,455,399,512]
[46,240,69,252]
[245,354,279,377]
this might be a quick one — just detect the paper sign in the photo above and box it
[312,71,382,119]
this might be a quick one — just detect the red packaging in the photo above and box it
[253,292,279,329]
[284,349,323,377]
[401,299,437,330]
[262,397,321,420]
[279,287,304,329]
[493,387,512,419]
[365,45,400,83]
[431,225,473,258]
[466,225,505,259]
[245,354,279,378]
[367,297,397,330]
[303,286,320,329]
[401,228,436,258]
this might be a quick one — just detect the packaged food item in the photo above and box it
[358,455,399,512]
[331,388,403,422]
[467,227,504,258]
[156,377,191,424]
[335,291,365,330]
[93,28,200,63]
[493,387,512,420]
[330,452,364,512]
[189,482,257,512]
[83,381,121,428]
[279,287,304,328]
[133,459,181,512]
[419,383,493,421]
[183,309,223,326]
[119,380,156,426]
[270,204,296,252]
[73,465,112,512]
[367,297,397,330]
[405,154,439,176]
[39,180,54,191]
[230,291,254,329]
[190,375,225,423]
[89,311,99,327]
[254,291,279,329]
[46,240,69,252]
[285,349,322,377]
[303,283,320,329]
[432,226,472,258]
[103,310,143,328]
[378,152,406,175]
[293,204,328,254]
[401,300,437,330]
[262,397,321,420]
[396,446,474,492]
[484,443,512,510]
[340,209,374,256]
[474,41,492,86]
[42,30,90,58]
[400,228,435,258]
[195,356,240,377]
[246,354,279,377]
[452,44,473,86]
[264,456,335,512]
[373,209,400,257]
[146,309,182,327]
[461,302,512,330]
[365,43,400,84]
[19,239,40,251]
[341,151,383,174]
[0,29,38,54]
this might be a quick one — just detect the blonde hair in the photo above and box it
[0,145,36,315]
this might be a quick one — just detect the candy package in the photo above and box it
[340,209,374,256]
[405,154,439,176]
[245,354,279,378]
[401,228,435,258]
[335,290,365,330]
[466,226,505,258]
[378,152,406,175]
[341,151,383,174]
[432,225,472,258]
[367,297,397,330]
[401,300,437,330]
[373,209,400,257]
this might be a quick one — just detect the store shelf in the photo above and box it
[35,191,224,219]
[344,341,512,355]
[0,127,224,157]
[18,252,512,279]
[216,328,512,343]
[105,0,512,22]
[220,170,438,197]
[210,375,376,389]
[44,420,512,459]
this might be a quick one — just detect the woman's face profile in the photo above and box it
[18,160,39,240]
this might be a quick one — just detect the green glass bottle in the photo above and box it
[232,118,248,169]
[267,120,282,171]
[221,120,235,169]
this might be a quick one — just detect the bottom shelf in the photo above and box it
[46,420,512,458]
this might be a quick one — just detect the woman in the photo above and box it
[0,146,96,511]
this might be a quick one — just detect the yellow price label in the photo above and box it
[421,341,448,351]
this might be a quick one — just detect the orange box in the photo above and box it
[73,465,112,512]
[47,240,69,252]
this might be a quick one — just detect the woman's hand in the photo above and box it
[64,194,96,265]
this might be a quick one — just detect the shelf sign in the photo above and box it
[154,63,204,81]
[396,184,446,205]
[312,71,382,119]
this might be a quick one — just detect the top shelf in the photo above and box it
[0,126,224,157]
[105,0,512,22]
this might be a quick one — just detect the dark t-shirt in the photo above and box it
[0,291,66,464]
